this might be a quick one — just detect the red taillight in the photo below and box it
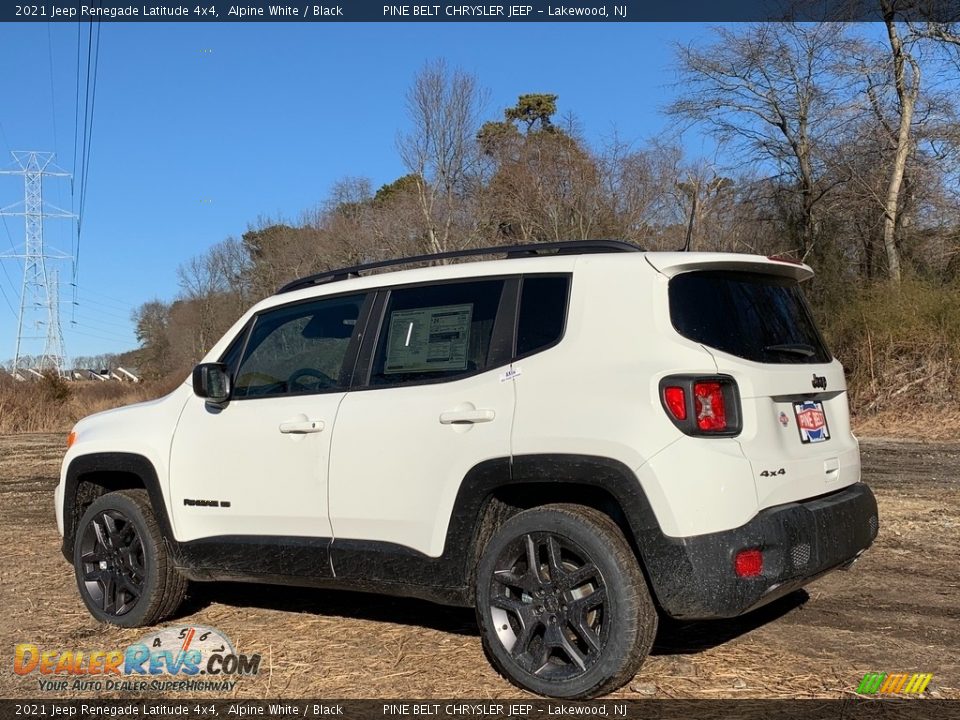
[735,549,763,578]
[694,381,727,431]
[663,386,687,421]
[659,375,740,436]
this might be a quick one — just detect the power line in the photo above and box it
[71,282,135,309]
[70,21,82,321]
[72,297,134,322]
[72,310,133,331]
[72,21,81,202]
[1,214,23,272]
[69,24,81,323]
[77,20,101,239]
[0,255,20,300]
[47,23,72,264]
[77,20,93,223]
[73,326,133,342]
[68,317,132,337]
[47,23,59,157]
[0,271,17,320]
[66,325,133,344]
[74,19,102,298]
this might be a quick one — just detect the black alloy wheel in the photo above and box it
[488,531,608,680]
[476,504,658,698]
[78,508,145,616]
[73,489,188,627]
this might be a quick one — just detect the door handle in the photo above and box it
[439,409,496,425]
[279,419,325,434]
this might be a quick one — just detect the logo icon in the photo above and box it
[778,411,789,427]
[811,374,827,390]
[857,672,933,695]
[14,625,260,693]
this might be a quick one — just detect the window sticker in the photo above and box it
[384,303,473,374]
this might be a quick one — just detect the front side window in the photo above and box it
[233,293,366,398]
[370,279,505,386]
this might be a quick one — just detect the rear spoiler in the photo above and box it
[644,253,814,282]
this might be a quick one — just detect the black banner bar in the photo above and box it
[4,0,960,23]
[0,700,958,720]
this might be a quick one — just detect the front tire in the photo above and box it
[73,489,187,627]
[476,504,657,699]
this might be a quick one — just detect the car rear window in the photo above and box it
[669,270,831,364]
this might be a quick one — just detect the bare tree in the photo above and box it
[399,59,486,254]
[876,3,920,282]
[877,8,960,282]
[834,7,960,283]
[668,23,851,258]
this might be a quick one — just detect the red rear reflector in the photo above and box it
[663,386,687,421]
[694,381,727,431]
[735,549,763,578]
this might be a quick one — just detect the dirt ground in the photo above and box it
[1,433,957,700]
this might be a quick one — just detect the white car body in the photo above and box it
[57,247,877,622]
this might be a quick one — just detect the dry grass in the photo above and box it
[821,279,960,419]
[3,371,960,443]
[0,435,957,700]
[854,406,960,442]
[0,374,181,435]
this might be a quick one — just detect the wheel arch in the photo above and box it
[61,453,174,561]
[452,454,667,605]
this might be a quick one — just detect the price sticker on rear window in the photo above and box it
[793,400,830,443]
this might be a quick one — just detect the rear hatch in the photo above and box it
[650,254,859,510]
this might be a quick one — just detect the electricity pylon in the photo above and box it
[0,151,74,375]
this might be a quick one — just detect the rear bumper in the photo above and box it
[645,482,878,619]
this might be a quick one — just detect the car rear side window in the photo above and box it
[370,279,505,386]
[516,275,570,357]
[669,271,831,364]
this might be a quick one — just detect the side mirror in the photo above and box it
[192,363,231,403]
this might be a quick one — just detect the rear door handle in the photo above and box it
[439,409,496,425]
[279,419,325,434]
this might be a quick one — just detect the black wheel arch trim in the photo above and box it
[330,453,666,607]
[60,451,876,618]
[60,452,667,608]
[61,452,175,562]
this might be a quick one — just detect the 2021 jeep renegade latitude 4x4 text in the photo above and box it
[56,240,878,698]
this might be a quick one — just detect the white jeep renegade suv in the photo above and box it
[56,240,878,698]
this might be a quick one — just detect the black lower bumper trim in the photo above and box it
[642,482,879,620]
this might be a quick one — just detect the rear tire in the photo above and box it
[475,503,657,698]
[73,489,187,627]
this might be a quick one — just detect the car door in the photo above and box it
[169,291,369,543]
[328,277,516,559]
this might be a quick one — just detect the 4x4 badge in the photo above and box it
[812,374,827,390]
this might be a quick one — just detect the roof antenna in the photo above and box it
[681,186,697,252]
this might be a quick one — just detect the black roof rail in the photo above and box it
[276,239,642,294]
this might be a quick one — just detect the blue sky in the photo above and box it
[0,21,715,360]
